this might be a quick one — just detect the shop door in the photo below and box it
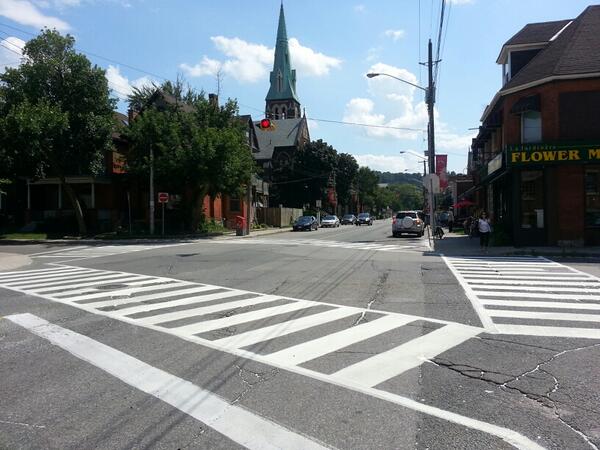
[518,170,546,246]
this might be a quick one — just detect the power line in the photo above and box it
[0,21,168,81]
[307,117,424,132]
[0,42,21,57]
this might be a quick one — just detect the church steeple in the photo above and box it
[265,3,300,119]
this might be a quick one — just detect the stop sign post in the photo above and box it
[158,193,168,236]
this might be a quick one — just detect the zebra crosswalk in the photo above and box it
[444,255,600,339]
[0,264,480,390]
[29,244,179,261]
[214,237,431,253]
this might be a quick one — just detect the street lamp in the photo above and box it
[399,150,427,176]
[366,72,427,92]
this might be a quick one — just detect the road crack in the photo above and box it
[230,364,279,405]
[353,271,388,326]
[433,342,600,449]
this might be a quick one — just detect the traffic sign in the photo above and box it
[158,192,169,203]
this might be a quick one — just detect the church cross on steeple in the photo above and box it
[265,3,300,119]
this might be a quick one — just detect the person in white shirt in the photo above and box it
[478,211,492,251]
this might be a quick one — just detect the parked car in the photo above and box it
[392,211,425,237]
[293,215,319,231]
[341,214,357,225]
[321,215,340,228]
[356,213,373,226]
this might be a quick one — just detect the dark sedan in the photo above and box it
[293,216,319,231]
[356,213,373,226]
[341,214,357,225]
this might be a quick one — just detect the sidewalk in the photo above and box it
[0,253,32,271]
[433,231,600,257]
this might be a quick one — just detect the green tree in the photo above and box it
[273,139,337,209]
[335,153,358,211]
[0,30,116,235]
[356,166,379,211]
[125,82,255,231]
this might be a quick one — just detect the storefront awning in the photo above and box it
[510,94,540,114]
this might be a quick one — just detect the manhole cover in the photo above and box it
[95,284,128,291]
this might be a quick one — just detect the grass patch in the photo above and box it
[0,232,48,240]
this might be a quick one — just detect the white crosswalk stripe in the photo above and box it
[212,237,431,253]
[0,264,480,389]
[29,244,180,260]
[444,255,600,339]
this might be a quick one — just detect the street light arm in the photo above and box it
[366,72,427,92]
[399,150,427,160]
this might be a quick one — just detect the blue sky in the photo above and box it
[0,0,594,173]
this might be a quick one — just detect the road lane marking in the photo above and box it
[329,324,481,387]
[444,255,600,338]
[6,313,329,450]
[264,315,413,366]
[5,312,544,450]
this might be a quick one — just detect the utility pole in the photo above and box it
[427,39,436,176]
[426,39,437,235]
[149,147,155,235]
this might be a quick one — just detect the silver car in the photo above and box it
[392,211,425,237]
[321,215,340,228]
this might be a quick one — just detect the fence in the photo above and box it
[256,207,303,227]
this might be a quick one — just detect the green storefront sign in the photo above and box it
[507,143,600,165]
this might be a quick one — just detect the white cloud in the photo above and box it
[384,29,405,42]
[105,65,155,100]
[307,119,319,130]
[447,0,473,4]
[353,4,366,13]
[343,61,474,156]
[288,38,341,76]
[353,154,410,173]
[0,0,70,31]
[180,36,341,83]
[0,36,25,72]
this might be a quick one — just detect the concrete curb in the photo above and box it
[0,253,33,272]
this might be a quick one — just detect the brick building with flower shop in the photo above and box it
[469,5,600,246]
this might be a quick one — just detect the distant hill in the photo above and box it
[374,171,423,187]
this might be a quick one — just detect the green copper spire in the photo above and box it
[265,3,300,114]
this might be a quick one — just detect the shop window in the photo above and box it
[229,197,241,212]
[521,111,541,143]
[520,170,544,229]
[585,169,600,228]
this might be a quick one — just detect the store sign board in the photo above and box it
[488,153,503,175]
[508,143,600,165]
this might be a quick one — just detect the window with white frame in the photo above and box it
[521,111,542,143]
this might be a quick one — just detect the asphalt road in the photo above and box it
[1,220,599,449]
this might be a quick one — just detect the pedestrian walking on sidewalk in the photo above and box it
[447,209,454,233]
[478,211,492,251]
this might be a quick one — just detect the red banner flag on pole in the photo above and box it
[435,155,448,190]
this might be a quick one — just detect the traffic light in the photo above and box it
[258,118,275,131]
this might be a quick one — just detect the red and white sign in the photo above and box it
[158,192,169,203]
[435,155,448,190]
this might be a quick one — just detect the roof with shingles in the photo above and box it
[504,19,572,46]
[501,5,600,92]
[253,117,305,161]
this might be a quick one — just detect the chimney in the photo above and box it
[209,93,219,108]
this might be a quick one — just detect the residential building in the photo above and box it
[469,5,600,246]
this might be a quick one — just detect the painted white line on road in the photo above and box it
[115,289,252,316]
[464,279,599,286]
[442,255,498,332]
[488,309,600,323]
[14,273,143,290]
[33,275,152,294]
[494,323,600,339]
[134,295,283,325]
[6,313,329,450]
[481,299,600,310]
[330,323,481,387]
[468,284,600,293]
[0,268,94,282]
[461,274,593,281]
[173,301,315,335]
[216,307,359,349]
[66,284,214,304]
[264,315,413,366]
[474,291,600,301]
